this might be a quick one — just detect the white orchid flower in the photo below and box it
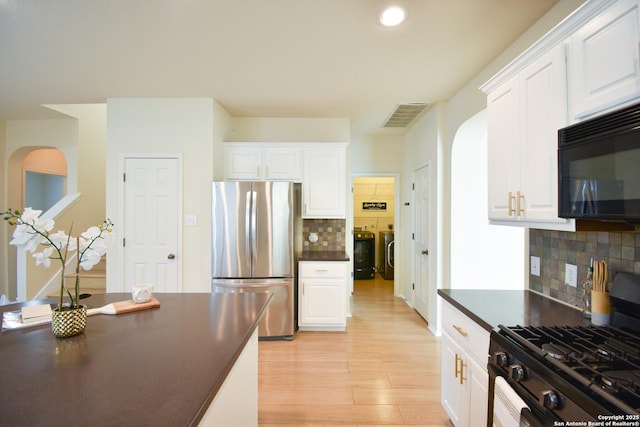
[79,250,102,270]
[33,247,54,268]
[23,234,49,253]
[19,207,42,224]
[48,231,69,250]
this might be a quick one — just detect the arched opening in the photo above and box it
[5,147,68,300]
[23,148,67,211]
[450,110,525,289]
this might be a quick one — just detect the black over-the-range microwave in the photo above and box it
[558,101,640,222]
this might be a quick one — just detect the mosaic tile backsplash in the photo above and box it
[302,219,346,251]
[529,228,640,309]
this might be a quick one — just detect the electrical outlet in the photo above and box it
[565,263,578,287]
[530,256,540,277]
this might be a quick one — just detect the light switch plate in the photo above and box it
[185,214,197,226]
[530,256,540,277]
[565,263,578,287]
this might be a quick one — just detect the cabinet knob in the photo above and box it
[167,253,176,260]
[421,250,428,255]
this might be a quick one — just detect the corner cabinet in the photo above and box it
[441,300,489,427]
[298,261,348,331]
[485,44,569,227]
[302,146,347,218]
[569,0,640,121]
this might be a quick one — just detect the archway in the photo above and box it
[5,147,67,300]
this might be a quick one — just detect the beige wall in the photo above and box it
[228,117,349,143]
[106,98,215,293]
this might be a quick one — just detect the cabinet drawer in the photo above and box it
[299,261,348,278]
[442,302,489,366]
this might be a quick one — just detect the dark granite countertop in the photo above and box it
[0,292,271,426]
[438,289,590,332]
[299,250,350,261]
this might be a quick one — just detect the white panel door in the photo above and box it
[413,165,430,321]
[124,157,180,292]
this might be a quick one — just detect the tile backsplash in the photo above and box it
[302,219,346,251]
[529,228,640,308]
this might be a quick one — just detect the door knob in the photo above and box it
[421,250,429,255]
[167,253,176,260]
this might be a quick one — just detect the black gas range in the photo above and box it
[488,272,640,425]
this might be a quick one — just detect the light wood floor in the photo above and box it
[258,275,452,426]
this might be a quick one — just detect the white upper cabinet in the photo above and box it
[223,142,347,219]
[486,44,570,227]
[224,144,302,181]
[569,0,640,121]
[481,0,640,230]
[520,45,569,223]
[302,146,347,219]
[487,78,519,221]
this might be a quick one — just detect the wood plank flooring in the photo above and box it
[258,276,452,426]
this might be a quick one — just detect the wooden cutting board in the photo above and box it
[87,297,160,316]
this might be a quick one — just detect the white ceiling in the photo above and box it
[0,0,560,136]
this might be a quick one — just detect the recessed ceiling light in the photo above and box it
[379,6,407,27]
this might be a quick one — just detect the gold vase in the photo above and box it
[51,305,87,338]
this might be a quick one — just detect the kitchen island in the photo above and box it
[0,292,271,426]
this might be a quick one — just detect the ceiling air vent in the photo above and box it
[383,103,429,128]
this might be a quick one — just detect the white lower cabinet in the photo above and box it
[441,300,489,427]
[298,261,348,331]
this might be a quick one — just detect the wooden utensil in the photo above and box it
[86,297,160,316]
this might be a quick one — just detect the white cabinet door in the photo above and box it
[224,144,302,181]
[441,300,490,427]
[224,147,262,180]
[302,148,346,218]
[486,44,569,226]
[298,261,347,331]
[441,332,465,427]
[569,0,640,121]
[487,78,519,221]
[263,148,301,181]
[467,356,488,427]
[520,44,568,223]
[300,278,343,323]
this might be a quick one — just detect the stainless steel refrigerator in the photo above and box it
[211,181,298,339]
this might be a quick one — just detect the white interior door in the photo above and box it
[124,157,180,292]
[413,165,430,320]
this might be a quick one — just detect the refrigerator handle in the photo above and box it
[250,190,258,266]
[245,191,252,263]
[387,240,394,268]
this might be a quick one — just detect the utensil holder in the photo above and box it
[591,290,611,326]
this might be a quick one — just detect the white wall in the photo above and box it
[401,104,442,332]
[228,117,349,142]
[106,98,215,293]
[403,0,585,334]
[450,110,525,289]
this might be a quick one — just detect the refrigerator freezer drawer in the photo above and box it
[212,278,295,339]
